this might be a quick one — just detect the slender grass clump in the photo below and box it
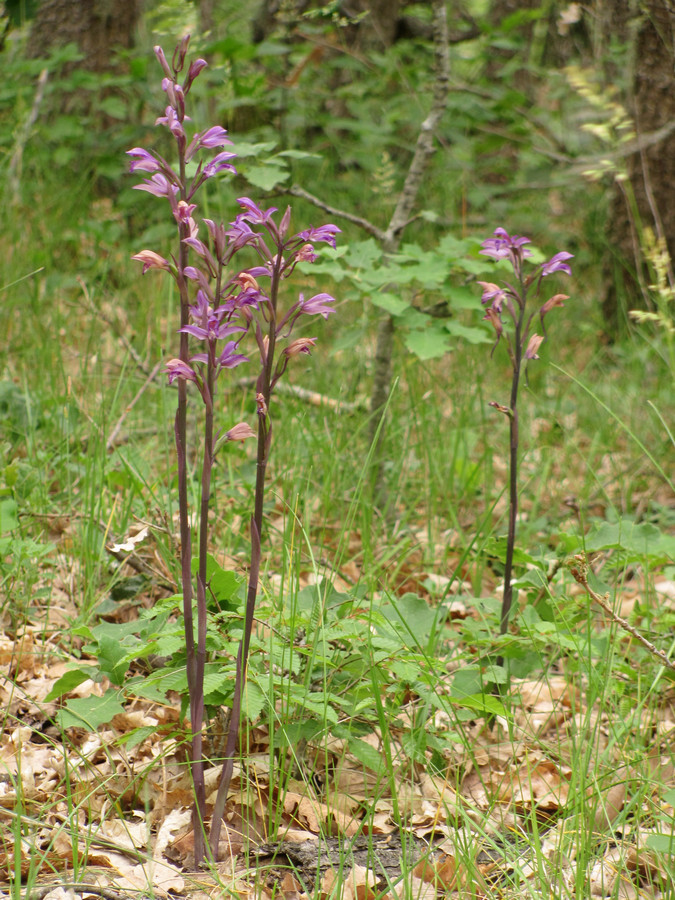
[477,227,573,673]
[127,36,339,865]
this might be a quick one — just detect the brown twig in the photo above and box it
[77,276,152,377]
[24,884,135,900]
[568,554,675,672]
[369,0,451,495]
[236,375,365,412]
[287,184,385,241]
[107,359,163,451]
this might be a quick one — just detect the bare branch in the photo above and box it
[107,359,163,450]
[287,184,385,241]
[569,554,675,672]
[384,0,451,251]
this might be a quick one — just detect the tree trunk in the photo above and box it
[26,0,141,120]
[28,0,141,71]
[601,0,675,333]
[252,0,401,46]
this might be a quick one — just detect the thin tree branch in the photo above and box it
[383,0,450,251]
[287,184,385,241]
[569,554,675,672]
[369,0,451,485]
[107,359,163,450]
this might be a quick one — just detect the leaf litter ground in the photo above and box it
[2,504,674,899]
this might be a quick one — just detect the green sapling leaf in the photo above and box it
[57,690,125,731]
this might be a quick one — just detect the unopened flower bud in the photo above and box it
[154,45,173,78]
[489,401,512,416]
[279,206,292,239]
[256,393,268,417]
[173,35,190,73]
[225,422,256,443]
[483,308,503,338]
[540,294,568,317]
[525,334,544,360]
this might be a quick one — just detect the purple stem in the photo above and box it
[209,247,283,858]
[176,151,206,865]
[496,281,524,673]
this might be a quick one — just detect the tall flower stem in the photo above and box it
[209,254,282,857]
[176,224,207,859]
[497,311,522,673]
[477,228,573,684]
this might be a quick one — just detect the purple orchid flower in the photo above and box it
[480,227,533,276]
[296,224,341,248]
[126,148,162,173]
[297,292,336,319]
[237,197,277,225]
[541,251,574,277]
[133,173,179,199]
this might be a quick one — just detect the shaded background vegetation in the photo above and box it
[1,0,673,612]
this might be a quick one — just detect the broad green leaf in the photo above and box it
[583,520,675,561]
[228,140,277,158]
[289,690,338,724]
[449,692,510,719]
[46,668,99,702]
[404,329,451,360]
[96,635,130,685]
[345,239,382,270]
[243,682,266,722]
[370,292,410,316]
[348,738,385,773]
[443,321,491,344]
[99,96,127,120]
[244,164,288,190]
[57,690,125,731]
[192,554,244,607]
[0,498,18,533]
[276,149,322,160]
[646,833,675,853]
[445,285,480,310]
[379,593,446,647]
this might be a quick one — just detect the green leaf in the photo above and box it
[243,682,266,722]
[348,738,385,773]
[57,690,125,731]
[583,520,675,562]
[231,140,278,158]
[99,96,127,120]
[96,635,130,685]
[192,554,244,608]
[449,692,510,719]
[443,321,491,344]
[289,689,338,724]
[276,149,322,161]
[109,574,148,602]
[0,498,18,533]
[46,667,99,702]
[445,286,480,310]
[645,833,675,853]
[379,593,446,647]
[370,292,410,316]
[345,239,382,270]
[403,329,451,360]
[244,164,288,190]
